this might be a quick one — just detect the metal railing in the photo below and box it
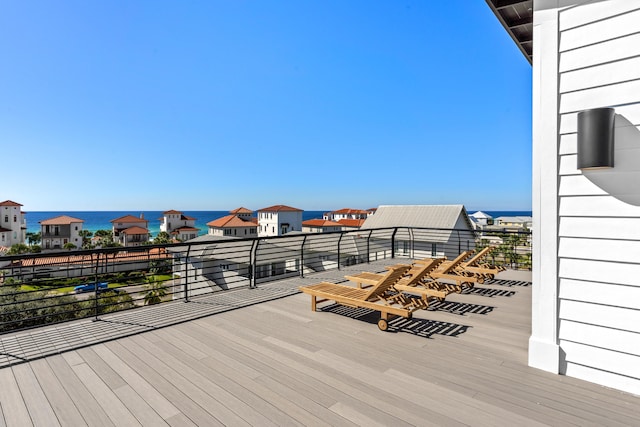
[0,227,531,334]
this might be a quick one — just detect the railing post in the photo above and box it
[183,245,191,302]
[250,239,259,288]
[93,252,100,321]
[337,232,344,270]
[408,228,414,259]
[367,230,372,263]
[300,235,307,278]
[391,228,397,259]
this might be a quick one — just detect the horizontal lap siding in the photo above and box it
[558,1,640,395]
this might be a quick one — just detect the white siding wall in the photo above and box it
[1,205,23,245]
[70,222,82,246]
[533,0,640,395]
[258,211,303,237]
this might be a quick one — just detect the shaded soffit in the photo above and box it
[485,0,533,64]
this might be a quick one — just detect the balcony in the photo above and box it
[0,227,638,424]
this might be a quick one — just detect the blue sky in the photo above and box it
[1,1,532,212]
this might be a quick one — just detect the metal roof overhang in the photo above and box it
[485,0,533,64]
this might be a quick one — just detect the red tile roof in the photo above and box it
[163,210,182,214]
[170,226,199,234]
[0,227,11,233]
[230,207,253,214]
[303,219,342,227]
[12,248,170,267]
[337,219,365,227]
[0,200,22,207]
[111,215,149,224]
[39,215,85,225]
[121,226,149,235]
[207,215,256,228]
[332,208,369,215]
[258,205,303,212]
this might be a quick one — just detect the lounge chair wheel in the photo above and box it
[378,319,389,331]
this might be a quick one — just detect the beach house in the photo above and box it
[301,219,342,234]
[469,210,493,229]
[110,214,149,247]
[159,210,199,241]
[488,0,640,395]
[323,208,371,221]
[0,200,26,249]
[207,208,258,237]
[39,215,84,250]
[257,204,303,237]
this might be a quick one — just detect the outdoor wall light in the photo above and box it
[577,107,615,169]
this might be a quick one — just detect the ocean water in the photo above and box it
[24,209,532,238]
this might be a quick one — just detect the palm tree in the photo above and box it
[153,231,172,245]
[26,232,41,246]
[143,277,167,305]
[78,230,93,249]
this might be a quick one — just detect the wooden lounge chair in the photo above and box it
[456,246,503,279]
[470,246,507,272]
[344,258,451,303]
[416,250,477,292]
[299,264,429,331]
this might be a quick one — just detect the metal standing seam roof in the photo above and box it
[362,205,471,229]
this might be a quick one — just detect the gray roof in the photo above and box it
[495,216,532,223]
[362,205,473,231]
[470,211,492,219]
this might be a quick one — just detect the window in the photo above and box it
[3,215,7,223]
[13,215,16,222]
[431,243,437,257]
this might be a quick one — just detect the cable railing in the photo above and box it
[0,226,531,334]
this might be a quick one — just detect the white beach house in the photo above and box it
[301,219,343,234]
[257,205,303,237]
[207,212,258,237]
[487,0,640,395]
[159,210,199,241]
[110,214,150,247]
[0,200,26,249]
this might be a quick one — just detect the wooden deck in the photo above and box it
[1,261,639,426]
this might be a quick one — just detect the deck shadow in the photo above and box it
[465,287,516,298]
[485,278,531,287]
[320,304,469,338]
[425,300,494,315]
